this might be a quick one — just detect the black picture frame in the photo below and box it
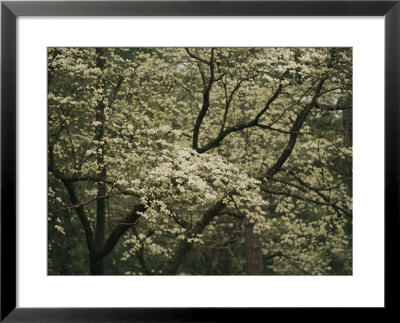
[1,0,399,321]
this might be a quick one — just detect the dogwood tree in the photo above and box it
[48,47,352,275]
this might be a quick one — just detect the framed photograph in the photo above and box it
[1,0,398,321]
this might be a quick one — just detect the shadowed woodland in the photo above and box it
[48,48,352,275]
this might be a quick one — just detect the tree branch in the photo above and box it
[49,193,122,215]
[287,172,351,218]
[197,83,283,153]
[62,180,94,254]
[264,78,326,179]
[97,203,146,258]
[185,48,211,66]
[192,48,216,152]
[314,101,352,111]
[164,199,226,274]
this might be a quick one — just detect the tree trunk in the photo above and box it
[219,248,231,275]
[90,254,104,275]
[59,213,71,275]
[164,240,192,275]
[244,218,264,275]
[94,48,107,252]
[342,108,352,148]
[164,200,226,275]
[342,107,352,194]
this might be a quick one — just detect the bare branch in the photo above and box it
[185,48,211,66]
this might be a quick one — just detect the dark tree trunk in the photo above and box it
[244,218,264,275]
[342,107,352,194]
[164,200,226,275]
[59,213,71,275]
[219,248,231,275]
[90,255,104,275]
[343,107,352,148]
[164,240,192,275]
[94,48,107,253]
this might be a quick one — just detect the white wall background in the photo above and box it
[17,16,384,307]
